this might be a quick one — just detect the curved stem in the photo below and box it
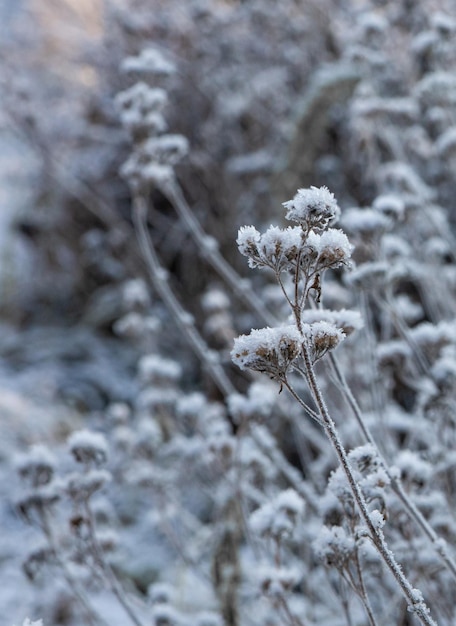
[161,179,278,327]
[132,192,236,399]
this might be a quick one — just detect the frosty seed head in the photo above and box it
[64,469,112,502]
[231,325,302,378]
[301,308,363,337]
[283,186,340,232]
[313,525,355,569]
[313,229,353,269]
[68,429,109,467]
[16,445,56,488]
[258,565,301,599]
[303,322,345,363]
[236,225,303,272]
[250,489,304,541]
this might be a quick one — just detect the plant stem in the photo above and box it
[329,351,456,583]
[301,341,437,626]
[41,509,107,626]
[161,179,277,327]
[132,192,236,398]
[83,501,147,626]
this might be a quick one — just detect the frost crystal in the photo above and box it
[283,186,340,232]
[231,325,302,377]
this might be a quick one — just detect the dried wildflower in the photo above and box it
[341,207,390,236]
[313,525,355,568]
[17,485,61,524]
[257,565,301,599]
[231,326,302,378]
[68,430,108,467]
[345,261,389,290]
[115,83,168,137]
[250,488,305,540]
[373,194,405,221]
[283,186,340,232]
[16,445,56,488]
[64,469,111,502]
[302,322,345,363]
[301,308,363,337]
[236,225,303,272]
[142,134,189,166]
[122,278,150,310]
[312,228,353,270]
[23,545,55,582]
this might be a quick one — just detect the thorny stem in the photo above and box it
[329,351,456,583]
[300,340,438,626]
[132,192,236,398]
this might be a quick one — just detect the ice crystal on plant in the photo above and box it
[302,321,345,362]
[231,325,302,377]
[236,225,303,271]
[283,186,340,232]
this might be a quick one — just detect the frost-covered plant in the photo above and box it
[232,185,439,626]
[6,2,456,626]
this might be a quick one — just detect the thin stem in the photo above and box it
[278,595,306,626]
[354,551,378,626]
[329,351,456,583]
[249,424,320,513]
[301,341,437,626]
[282,375,323,426]
[83,501,146,626]
[41,509,107,626]
[161,178,278,327]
